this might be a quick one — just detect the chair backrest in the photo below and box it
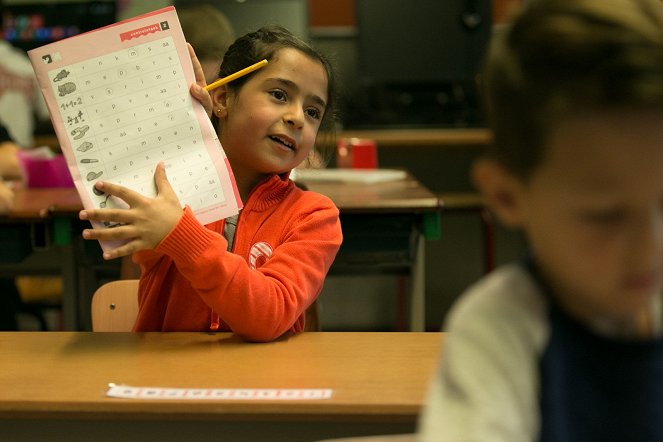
[90,279,321,332]
[305,299,320,332]
[91,280,139,332]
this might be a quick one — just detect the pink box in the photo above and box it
[18,151,74,188]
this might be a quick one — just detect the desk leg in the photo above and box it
[410,234,426,332]
[53,217,80,331]
[60,241,79,330]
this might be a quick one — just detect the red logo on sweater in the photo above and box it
[249,242,273,269]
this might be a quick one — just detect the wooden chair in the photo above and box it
[305,299,320,331]
[15,275,63,331]
[91,279,320,332]
[91,279,139,332]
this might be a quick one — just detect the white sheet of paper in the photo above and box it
[293,168,407,184]
[28,6,241,250]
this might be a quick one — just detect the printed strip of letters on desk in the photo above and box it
[106,384,333,400]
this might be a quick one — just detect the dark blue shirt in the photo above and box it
[527,261,663,441]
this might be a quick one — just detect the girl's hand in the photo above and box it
[187,43,213,118]
[79,163,183,260]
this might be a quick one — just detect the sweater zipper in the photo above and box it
[209,213,243,332]
[209,311,220,331]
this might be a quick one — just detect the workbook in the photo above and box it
[28,6,241,250]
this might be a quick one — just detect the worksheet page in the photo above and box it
[28,7,240,249]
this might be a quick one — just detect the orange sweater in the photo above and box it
[131,174,342,341]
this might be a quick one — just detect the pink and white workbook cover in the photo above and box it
[28,7,241,250]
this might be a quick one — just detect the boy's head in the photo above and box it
[474,0,663,325]
[484,0,663,179]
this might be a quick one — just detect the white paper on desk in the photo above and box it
[106,384,333,400]
[293,168,407,184]
[27,6,241,251]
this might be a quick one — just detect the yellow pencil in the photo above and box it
[204,59,269,92]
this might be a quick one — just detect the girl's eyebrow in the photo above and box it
[267,77,327,109]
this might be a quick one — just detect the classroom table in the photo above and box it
[297,172,442,332]
[0,331,443,442]
[3,173,440,332]
[339,127,491,148]
[0,187,82,329]
[35,128,491,152]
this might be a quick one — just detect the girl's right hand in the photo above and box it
[79,162,183,260]
[187,43,213,118]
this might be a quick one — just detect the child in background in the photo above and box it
[80,26,342,341]
[0,39,49,148]
[178,4,235,84]
[419,0,663,440]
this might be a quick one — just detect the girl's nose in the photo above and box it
[284,105,304,129]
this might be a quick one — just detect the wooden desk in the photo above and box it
[0,187,83,330]
[0,331,443,441]
[298,174,441,332]
[339,128,491,148]
[35,128,491,151]
[4,176,440,332]
[8,187,80,220]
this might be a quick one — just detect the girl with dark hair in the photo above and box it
[80,26,342,341]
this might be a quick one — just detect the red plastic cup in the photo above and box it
[336,138,378,169]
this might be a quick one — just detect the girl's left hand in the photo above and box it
[79,162,183,260]
[187,43,213,118]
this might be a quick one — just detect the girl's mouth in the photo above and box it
[269,135,295,151]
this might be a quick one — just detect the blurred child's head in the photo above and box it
[484,0,663,179]
[178,4,235,84]
[474,0,663,323]
[211,26,337,171]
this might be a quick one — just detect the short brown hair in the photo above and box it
[179,5,235,63]
[483,0,663,179]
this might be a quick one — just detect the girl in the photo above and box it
[80,26,342,341]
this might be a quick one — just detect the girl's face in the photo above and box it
[213,48,328,189]
[515,110,663,323]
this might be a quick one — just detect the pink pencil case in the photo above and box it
[18,149,74,188]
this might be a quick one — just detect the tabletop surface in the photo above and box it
[298,173,441,213]
[4,187,80,220]
[35,128,490,151]
[0,332,443,421]
[339,127,491,147]
[5,173,440,218]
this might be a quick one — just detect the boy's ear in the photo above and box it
[471,158,527,228]
[211,85,230,119]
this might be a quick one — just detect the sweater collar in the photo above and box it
[245,173,294,212]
